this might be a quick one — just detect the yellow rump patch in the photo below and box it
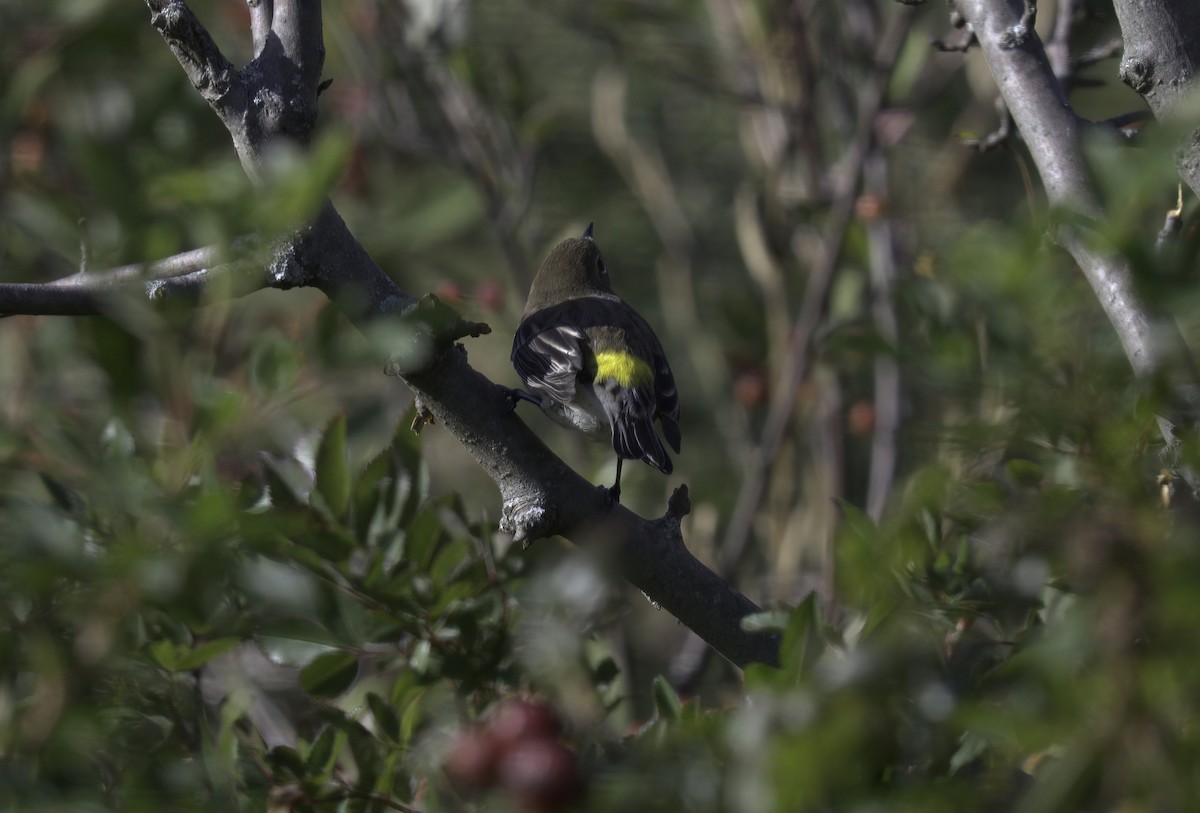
[595,350,653,388]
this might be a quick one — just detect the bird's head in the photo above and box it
[524,222,613,313]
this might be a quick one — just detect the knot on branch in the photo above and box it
[501,494,558,549]
[147,0,238,101]
[1000,24,1033,50]
[268,237,307,289]
[664,484,691,521]
[382,293,491,377]
[1119,56,1154,94]
[999,0,1037,50]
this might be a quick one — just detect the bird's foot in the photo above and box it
[605,483,621,506]
[503,386,541,411]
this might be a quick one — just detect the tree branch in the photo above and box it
[718,8,912,580]
[954,0,1200,454]
[129,0,780,670]
[147,0,249,139]
[1112,0,1200,199]
[0,257,274,316]
[249,0,273,57]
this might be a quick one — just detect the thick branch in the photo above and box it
[405,353,780,668]
[249,0,273,58]
[956,0,1196,384]
[955,0,1200,486]
[134,0,780,669]
[1112,0,1200,199]
[147,0,248,135]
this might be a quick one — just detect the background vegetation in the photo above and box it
[2,0,1200,810]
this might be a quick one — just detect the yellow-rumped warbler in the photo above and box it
[510,223,681,501]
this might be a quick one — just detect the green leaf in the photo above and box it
[299,650,359,698]
[315,412,350,519]
[176,637,241,671]
[149,639,181,671]
[341,719,384,792]
[305,726,339,775]
[949,731,990,776]
[405,506,443,571]
[836,498,878,545]
[367,692,401,743]
[353,446,392,542]
[38,472,83,515]
[781,594,825,680]
[266,745,306,779]
[301,526,358,563]
[263,457,307,508]
[651,675,682,722]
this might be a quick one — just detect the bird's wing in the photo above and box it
[511,321,591,404]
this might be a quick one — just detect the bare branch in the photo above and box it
[719,9,913,581]
[1113,0,1200,199]
[1074,36,1123,71]
[999,0,1038,49]
[962,96,1014,151]
[1044,0,1075,82]
[863,150,901,524]
[1156,185,1185,251]
[0,261,258,316]
[147,0,248,132]
[136,0,780,670]
[248,0,273,57]
[50,241,244,288]
[405,351,780,669]
[954,0,1200,463]
[268,0,325,94]
[932,32,978,52]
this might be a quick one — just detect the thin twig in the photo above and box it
[962,96,1014,152]
[1155,184,1185,252]
[248,0,273,58]
[1074,36,1123,70]
[133,0,782,670]
[863,149,901,524]
[718,9,912,580]
[1044,0,1075,82]
[0,259,266,316]
[932,32,977,52]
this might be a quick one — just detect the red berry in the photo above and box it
[497,737,583,812]
[434,280,464,304]
[848,400,876,436]
[443,726,499,790]
[489,699,563,749]
[733,370,768,410]
[474,279,506,313]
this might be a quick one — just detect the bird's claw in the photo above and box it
[504,386,540,412]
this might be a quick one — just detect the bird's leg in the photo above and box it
[503,386,542,411]
[608,457,623,504]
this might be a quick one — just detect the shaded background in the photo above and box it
[4,1,1200,810]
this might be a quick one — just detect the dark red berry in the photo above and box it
[497,737,583,812]
[489,699,563,749]
[443,725,500,790]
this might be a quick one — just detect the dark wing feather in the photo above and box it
[511,323,590,404]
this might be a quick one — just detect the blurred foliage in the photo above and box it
[4,0,1200,811]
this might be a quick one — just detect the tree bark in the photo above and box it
[1113,0,1200,198]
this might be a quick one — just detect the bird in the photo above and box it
[510,223,681,502]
